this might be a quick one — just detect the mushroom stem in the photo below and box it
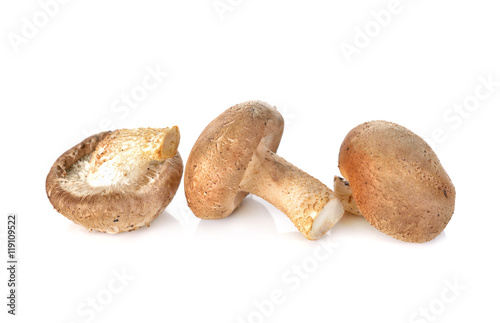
[333,176,363,216]
[87,126,180,187]
[239,146,344,240]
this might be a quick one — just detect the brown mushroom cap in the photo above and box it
[46,131,183,233]
[338,121,456,243]
[185,101,284,219]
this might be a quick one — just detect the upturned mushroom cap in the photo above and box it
[46,129,183,233]
[338,121,456,243]
[185,101,284,219]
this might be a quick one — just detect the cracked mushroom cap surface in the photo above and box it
[46,130,183,233]
[184,100,284,219]
[339,121,456,243]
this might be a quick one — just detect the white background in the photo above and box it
[1,1,499,322]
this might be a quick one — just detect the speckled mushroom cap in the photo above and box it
[339,121,456,243]
[185,100,284,219]
[46,131,183,233]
